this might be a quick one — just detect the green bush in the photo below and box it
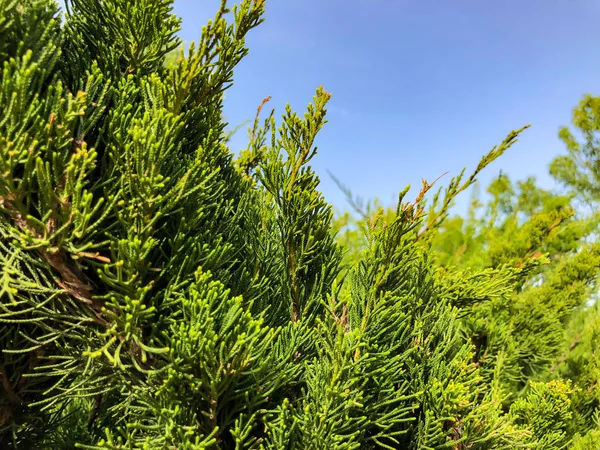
[1,1,598,448]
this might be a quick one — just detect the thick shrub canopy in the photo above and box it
[0,1,599,449]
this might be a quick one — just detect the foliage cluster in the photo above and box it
[0,1,599,449]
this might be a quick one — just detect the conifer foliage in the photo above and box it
[1,0,596,448]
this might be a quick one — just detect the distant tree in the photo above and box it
[431,175,600,422]
[333,113,600,447]
[551,94,600,206]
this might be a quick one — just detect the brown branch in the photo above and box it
[0,366,21,406]
[87,393,103,431]
[0,366,20,429]
[550,331,584,373]
[415,172,449,240]
[75,252,112,264]
[46,249,95,305]
[1,197,108,326]
[587,382,596,394]
[330,297,349,332]
[16,348,45,392]
[250,95,271,142]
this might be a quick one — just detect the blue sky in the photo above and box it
[173,0,600,213]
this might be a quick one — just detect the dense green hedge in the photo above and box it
[0,1,598,448]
